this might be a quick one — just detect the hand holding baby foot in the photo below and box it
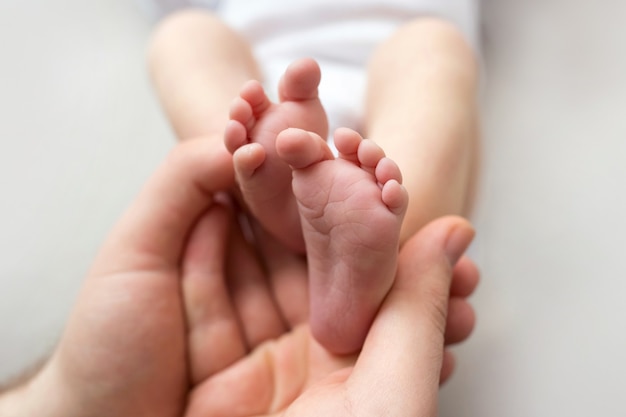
[187,216,476,417]
[0,138,478,417]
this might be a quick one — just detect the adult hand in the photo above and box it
[0,138,477,417]
[0,138,237,417]
[184,214,476,417]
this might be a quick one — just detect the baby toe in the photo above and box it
[357,139,386,173]
[381,180,409,215]
[375,157,403,185]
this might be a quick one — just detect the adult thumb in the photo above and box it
[348,216,475,416]
[93,138,234,275]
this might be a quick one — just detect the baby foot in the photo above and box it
[224,58,328,252]
[276,127,409,354]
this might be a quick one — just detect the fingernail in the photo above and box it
[444,223,475,266]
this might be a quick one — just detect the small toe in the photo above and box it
[334,128,362,162]
[224,120,248,154]
[357,139,386,171]
[375,157,403,185]
[239,80,271,115]
[381,180,409,215]
[233,143,266,180]
[229,96,255,130]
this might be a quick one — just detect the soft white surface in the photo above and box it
[1,1,625,415]
[0,0,172,378]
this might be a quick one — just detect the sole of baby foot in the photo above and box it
[276,127,408,354]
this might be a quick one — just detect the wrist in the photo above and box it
[0,380,34,417]
[0,362,73,417]
[0,358,48,417]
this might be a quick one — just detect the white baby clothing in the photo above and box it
[139,0,480,135]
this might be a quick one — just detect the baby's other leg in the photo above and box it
[148,9,261,186]
[276,128,408,354]
[365,18,480,243]
[224,59,328,252]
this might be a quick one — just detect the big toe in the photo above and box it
[276,128,334,169]
[279,58,321,102]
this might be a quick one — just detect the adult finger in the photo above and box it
[444,297,476,345]
[440,260,482,364]
[450,255,480,298]
[349,216,475,416]
[226,214,288,349]
[251,218,309,327]
[440,350,456,384]
[443,255,479,349]
[181,203,246,384]
[443,256,479,346]
[438,299,475,386]
[93,138,234,276]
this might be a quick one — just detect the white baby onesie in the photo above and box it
[140,0,480,134]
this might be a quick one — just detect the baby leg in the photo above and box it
[365,18,479,242]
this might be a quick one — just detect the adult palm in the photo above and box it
[184,208,477,417]
[19,140,476,417]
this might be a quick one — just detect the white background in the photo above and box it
[1,1,626,416]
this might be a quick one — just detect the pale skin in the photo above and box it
[275,127,409,353]
[148,10,479,354]
[365,18,480,243]
[224,60,409,352]
[224,59,328,253]
[0,138,478,417]
[147,9,478,237]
